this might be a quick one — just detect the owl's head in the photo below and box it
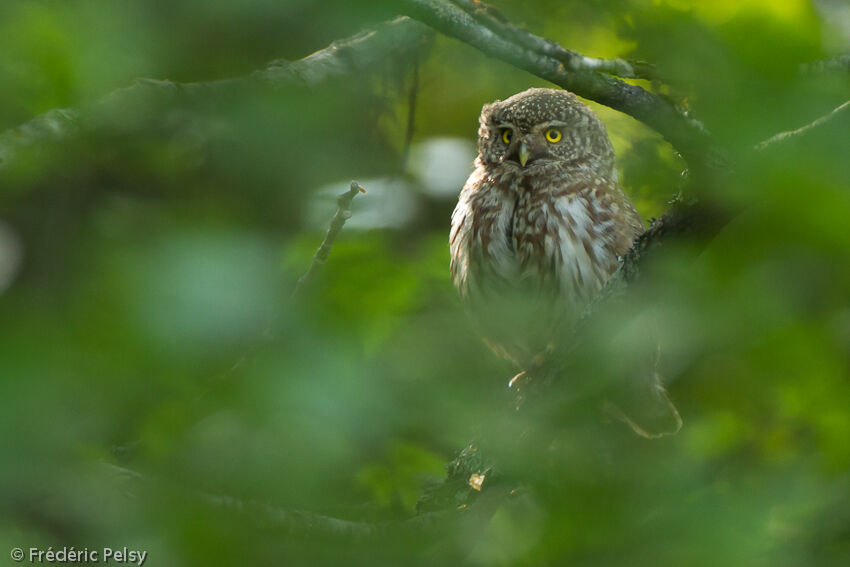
[477,88,616,178]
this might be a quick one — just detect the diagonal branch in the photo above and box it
[399,0,715,170]
[103,462,476,541]
[754,99,850,151]
[452,0,659,80]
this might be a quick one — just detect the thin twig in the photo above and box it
[754,99,850,151]
[401,56,420,166]
[292,182,366,297]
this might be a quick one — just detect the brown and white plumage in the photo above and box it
[450,88,642,366]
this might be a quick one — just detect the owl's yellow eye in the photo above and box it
[501,129,513,144]
[545,128,562,143]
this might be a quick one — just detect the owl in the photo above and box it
[450,88,679,435]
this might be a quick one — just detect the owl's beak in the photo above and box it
[518,141,530,167]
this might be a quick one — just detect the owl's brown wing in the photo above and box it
[537,181,643,307]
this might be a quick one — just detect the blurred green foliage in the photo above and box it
[1,0,849,565]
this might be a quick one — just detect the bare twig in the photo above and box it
[754,99,850,151]
[401,56,420,166]
[0,17,432,173]
[292,182,366,297]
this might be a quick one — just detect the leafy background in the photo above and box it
[1,0,848,565]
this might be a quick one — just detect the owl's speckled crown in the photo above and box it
[481,88,601,131]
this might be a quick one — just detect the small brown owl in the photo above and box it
[450,88,679,435]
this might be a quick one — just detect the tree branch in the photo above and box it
[452,0,649,79]
[399,0,715,170]
[103,462,476,542]
[0,17,432,173]
[254,17,431,88]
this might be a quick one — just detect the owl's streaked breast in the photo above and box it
[451,163,637,363]
[454,169,619,301]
